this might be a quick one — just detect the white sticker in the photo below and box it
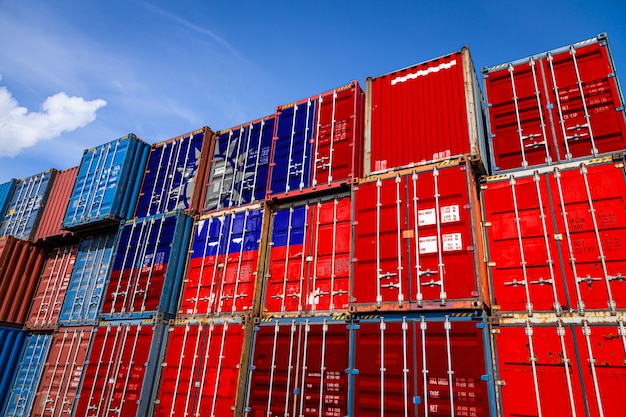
[212,181,222,192]
[441,205,460,223]
[443,233,462,251]
[418,208,437,226]
[214,164,226,176]
[419,236,438,254]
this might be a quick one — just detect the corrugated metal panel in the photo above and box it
[484,34,626,173]
[135,127,214,218]
[0,180,17,223]
[25,245,78,331]
[73,320,168,417]
[154,317,251,417]
[0,170,56,241]
[267,81,364,200]
[31,326,93,417]
[62,134,150,232]
[179,204,267,317]
[203,115,275,212]
[2,333,52,417]
[58,233,117,326]
[0,236,47,326]
[351,158,489,312]
[262,193,351,316]
[34,167,79,245]
[243,317,351,417]
[351,313,495,417]
[0,326,27,412]
[366,48,488,174]
[482,156,626,315]
[492,317,626,417]
[100,211,193,320]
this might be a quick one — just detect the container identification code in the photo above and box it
[419,233,462,253]
[418,205,460,226]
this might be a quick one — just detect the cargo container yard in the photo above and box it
[0,33,624,417]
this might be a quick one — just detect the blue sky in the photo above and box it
[1,0,624,183]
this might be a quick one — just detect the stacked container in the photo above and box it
[0,179,17,222]
[481,33,626,417]
[34,167,79,246]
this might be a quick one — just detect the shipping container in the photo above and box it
[179,203,268,317]
[482,155,626,315]
[365,48,488,174]
[492,314,626,417]
[267,81,364,200]
[58,233,116,326]
[25,245,78,331]
[135,127,214,218]
[153,317,252,417]
[243,316,351,417]
[73,319,168,417]
[0,236,47,326]
[203,115,275,212]
[262,193,351,316]
[100,211,193,320]
[62,134,150,232]
[34,167,79,246]
[483,33,626,173]
[31,326,93,417]
[0,180,17,223]
[0,326,27,412]
[2,333,52,417]
[351,158,489,312]
[351,312,496,417]
[0,169,56,241]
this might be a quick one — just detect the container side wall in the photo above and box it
[0,326,27,412]
[0,180,17,224]
[34,167,78,243]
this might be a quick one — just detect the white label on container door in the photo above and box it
[419,236,438,254]
[212,180,222,192]
[214,163,226,176]
[418,209,437,226]
[443,233,462,251]
[441,205,460,223]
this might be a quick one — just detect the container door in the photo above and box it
[268,100,317,197]
[352,174,410,307]
[1,171,53,240]
[484,60,557,171]
[493,322,585,417]
[549,162,626,313]
[312,84,360,187]
[244,320,349,417]
[574,321,626,417]
[154,322,246,417]
[543,41,626,162]
[483,173,568,314]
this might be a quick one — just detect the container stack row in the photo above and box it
[0,33,625,417]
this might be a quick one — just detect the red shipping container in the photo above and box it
[483,33,626,172]
[74,320,167,417]
[351,158,489,312]
[366,47,488,174]
[25,244,78,330]
[243,317,350,417]
[0,235,46,326]
[492,316,626,417]
[34,166,79,245]
[352,313,495,417]
[179,203,268,317]
[262,193,351,316]
[482,156,626,315]
[266,81,364,201]
[153,318,251,417]
[32,326,93,417]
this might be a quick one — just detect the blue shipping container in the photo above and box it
[58,232,117,326]
[0,326,27,412]
[267,100,317,197]
[0,180,17,224]
[62,134,150,231]
[0,170,56,241]
[1,333,52,417]
[204,115,275,212]
[135,128,212,218]
[99,210,193,320]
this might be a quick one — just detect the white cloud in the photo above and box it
[0,82,106,157]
